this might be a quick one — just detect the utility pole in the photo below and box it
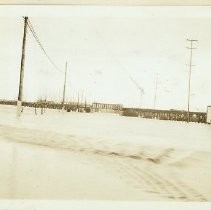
[187,39,198,123]
[85,98,87,110]
[153,73,158,110]
[77,91,80,111]
[62,61,67,109]
[17,16,28,117]
[80,90,84,109]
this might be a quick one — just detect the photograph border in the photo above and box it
[0,1,211,210]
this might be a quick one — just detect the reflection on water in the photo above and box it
[10,145,17,199]
[0,141,88,199]
[0,142,16,198]
[0,140,144,200]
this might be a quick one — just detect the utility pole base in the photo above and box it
[17,100,22,117]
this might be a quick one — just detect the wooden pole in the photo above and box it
[17,16,28,117]
[62,61,67,110]
[153,73,158,110]
[187,39,198,122]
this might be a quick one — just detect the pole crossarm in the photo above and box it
[186,47,197,49]
[187,39,198,41]
[186,64,196,66]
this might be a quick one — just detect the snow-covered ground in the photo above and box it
[0,105,211,201]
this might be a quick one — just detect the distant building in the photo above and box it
[91,102,123,113]
[207,106,211,124]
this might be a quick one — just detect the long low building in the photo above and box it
[207,106,211,124]
[0,99,208,123]
[122,107,207,123]
[91,102,123,112]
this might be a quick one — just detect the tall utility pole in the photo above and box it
[153,73,158,110]
[187,39,198,123]
[17,16,28,117]
[85,98,87,109]
[62,62,68,109]
[81,90,84,107]
[77,91,80,111]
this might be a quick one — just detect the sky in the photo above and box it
[0,6,211,111]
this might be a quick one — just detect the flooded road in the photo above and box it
[0,140,159,200]
[0,106,211,201]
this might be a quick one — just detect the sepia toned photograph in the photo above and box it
[0,4,211,206]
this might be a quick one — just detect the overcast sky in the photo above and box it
[0,6,211,111]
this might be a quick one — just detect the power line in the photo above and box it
[129,75,144,108]
[105,45,145,107]
[129,75,144,93]
[95,30,145,106]
[24,17,63,74]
